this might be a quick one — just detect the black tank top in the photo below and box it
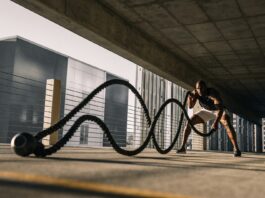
[198,88,218,111]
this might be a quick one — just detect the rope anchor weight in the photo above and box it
[10,79,215,157]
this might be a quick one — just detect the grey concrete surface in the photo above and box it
[0,144,264,198]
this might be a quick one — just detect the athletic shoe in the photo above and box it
[176,148,186,154]
[234,149,241,157]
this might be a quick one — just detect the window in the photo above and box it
[80,125,89,144]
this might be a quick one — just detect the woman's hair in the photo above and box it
[196,80,206,87]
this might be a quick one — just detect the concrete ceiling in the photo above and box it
[98,0,265,118]
[10,0,265,123]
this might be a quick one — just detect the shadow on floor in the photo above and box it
[40,154,265,172]
[0,179,138,198]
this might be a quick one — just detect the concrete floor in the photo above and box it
[0,144,264,198]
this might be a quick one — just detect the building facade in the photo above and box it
[262,118,265,152]
[135,66,262,152]
[134,66,188,150]
[0,36,128,147]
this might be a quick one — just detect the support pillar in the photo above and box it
[42,79,61,146]
[255,123,262,153]
[191,102,206,150]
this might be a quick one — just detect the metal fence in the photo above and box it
[0,69,261,153]
[0,70,188,151]
[0,70,47,142]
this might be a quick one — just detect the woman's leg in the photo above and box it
[177,115,204,152]
[220,113,241,153]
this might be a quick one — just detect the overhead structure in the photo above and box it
[11,0,265,124]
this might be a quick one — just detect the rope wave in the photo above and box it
[11,79,215,157]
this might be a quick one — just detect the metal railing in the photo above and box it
[0,70,186,150]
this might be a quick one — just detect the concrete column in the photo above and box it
[255,124,262,153]
[191,102,206,150]
[42,79,61,146]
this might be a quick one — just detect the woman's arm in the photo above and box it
[188,90,198,109]
[209,90,224,129]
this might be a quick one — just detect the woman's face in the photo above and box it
[195,82,207,96]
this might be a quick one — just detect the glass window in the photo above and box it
[80,125,89,144]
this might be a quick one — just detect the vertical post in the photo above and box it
[42,79,61,146]
[255,123,262,153]
[191,102,206,150]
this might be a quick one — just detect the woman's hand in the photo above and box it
[190,90,199,99]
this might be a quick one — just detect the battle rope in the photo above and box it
[11,79,216,157]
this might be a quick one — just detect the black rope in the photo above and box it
[28,79,215,157]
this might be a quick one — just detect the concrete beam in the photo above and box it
[11,0,201,90]
[11,0,261,124]
[217,88,261,125]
